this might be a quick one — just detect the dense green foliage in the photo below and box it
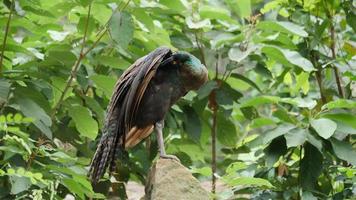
[0,0,355,199]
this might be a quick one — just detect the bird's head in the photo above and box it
[170,51,208,90]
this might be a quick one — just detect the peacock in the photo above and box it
[89,47,208,184]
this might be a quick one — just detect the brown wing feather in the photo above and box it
[125,125,154,148]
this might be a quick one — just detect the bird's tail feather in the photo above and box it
[89,131,118,184]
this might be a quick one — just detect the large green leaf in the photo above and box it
[16,98,52,139]
[109,11,134,50]
[217,112,238,147]
[310,118,337,139]
[225,177,273,188]
[257,21,308,37]
[262,46,315,72]
[322,113,356,129]
[322,99,356,110]
[196,81,218,100]
[300,143,323,190]
[68,105,98,140]
[284,128,307,147]
[183,106,202,143]
[263,124,295,144]
[330,138,356,166]
[240,95,280,108]
[90,75,116,98]
[200,5,231,21]
[96,55,131,69]
[225,0,251,18]
[0,79,11,103]
[230,73,262,92]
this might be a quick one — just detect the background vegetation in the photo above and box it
[0,0,355,199]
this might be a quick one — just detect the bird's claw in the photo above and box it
[159,154,180,162]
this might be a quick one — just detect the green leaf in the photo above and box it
[262,46,315,72]
[200,5,231,21]
[109,11,134,50]
[310,118,337,139]
[300,143,323,190]
[240,95,280,108]
[257,21,308,37]
[62,178,85,199]
[183,106,202,143]
[240,106,259,120]
[284,128,307,147]
[196,81,218,100]
[96,55,131,69]
[0,79,11,103]
[263,124,295,144]
[306,131,323,152]
[264,136,287,166]
[322,99,356,110]
[225,177,273,188]
[225,0,251,18]
[217,112,238,147]
[160,0,186,13]
[250,117,276,129]
[322,113,356,129]
[185,17,211,29]
[330,138,356,166]
[16,98,52,139]
[90,75,116,98]
[9,176,31,195]
[230,73,262,92]
[68,105,98,140]
[228,44,258,63]
[47,50,77,67]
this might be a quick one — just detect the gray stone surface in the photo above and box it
[144,159,210,200]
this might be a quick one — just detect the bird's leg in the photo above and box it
[155,120,180,162]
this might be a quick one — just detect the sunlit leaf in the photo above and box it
[330,138,356,166]
[310,118,337,139]
[109,11,134,50]
[68,105,98,140]
[257,21,308,37]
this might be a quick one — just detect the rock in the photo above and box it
[144,159,210,200]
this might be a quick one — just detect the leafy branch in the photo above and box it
[51,4,105,119]
[0,0,15,77]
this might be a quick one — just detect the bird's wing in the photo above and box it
[89,47,171,183]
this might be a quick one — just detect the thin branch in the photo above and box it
[210,92,217,196]
[209,56,220,197]
[194,32,206,66]
[51,4,92,119]
[311,52,327,105]
[0,0,15,77]
[315,70,326,105]
[327,9,344,98]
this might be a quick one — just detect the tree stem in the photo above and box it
[0,0,15,77]
[315,70,326,105]
[329,12,344,98]
[210,92,217,196]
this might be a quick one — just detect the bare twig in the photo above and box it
[51,4,92,119]
[0,0,15,77]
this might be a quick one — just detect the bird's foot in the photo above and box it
[159,154,180,162]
